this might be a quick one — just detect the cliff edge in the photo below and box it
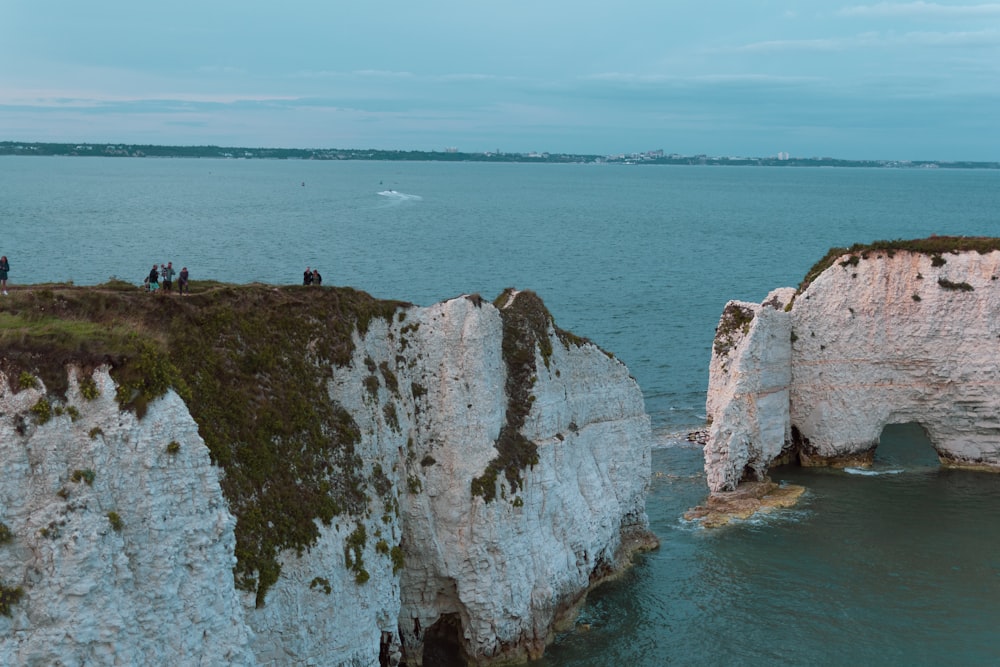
[705,237,1000,493]
[0,283,653,665]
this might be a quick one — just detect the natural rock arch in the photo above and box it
[876,422,942,467]
[705,241,1000,492]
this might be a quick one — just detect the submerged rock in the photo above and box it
[683,480,805,528]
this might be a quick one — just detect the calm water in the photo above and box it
[3,157,1000,664]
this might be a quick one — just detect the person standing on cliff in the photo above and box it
[161,261,175,293]
[303,267,313,285]
[312,268,322,286]
[178,266,189,295]
[0,255,9,295]
[147,264,160,292]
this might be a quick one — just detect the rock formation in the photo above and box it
[0,285,653,665]
[705,238,1000,492]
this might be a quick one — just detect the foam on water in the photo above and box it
[844,467,906,476]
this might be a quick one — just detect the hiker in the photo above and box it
[147,264,160,292]
[0,255,8,295]
[178,267,189,295]
[312,268,322,286]
[161,262,175,292]
[303,267,313,285]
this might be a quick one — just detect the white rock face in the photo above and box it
[705,250,1000,491]
[0,292,652,665]
[0,368,254,666]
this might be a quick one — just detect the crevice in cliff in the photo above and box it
[470,289,546,502]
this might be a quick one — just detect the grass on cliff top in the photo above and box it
[798,236,1000,293]
[0,280,407,606]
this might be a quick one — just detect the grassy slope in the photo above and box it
[0,280,406,605]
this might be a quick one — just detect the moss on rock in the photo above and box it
[0,282,407,605]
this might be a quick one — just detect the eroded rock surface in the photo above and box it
[706,245,1000,492]
[0,290,653,665]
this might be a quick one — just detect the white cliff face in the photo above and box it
[705,249,1000,492]
[0,293,652,666]
[0,368,254,666]
[390,295,652,663]
[704,289,794,492]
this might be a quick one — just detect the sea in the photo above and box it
[3,156,1000,665]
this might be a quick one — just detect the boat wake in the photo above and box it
[377,190,422,201]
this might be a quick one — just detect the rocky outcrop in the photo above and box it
[705,240,1000,492]
[0,288,653,665]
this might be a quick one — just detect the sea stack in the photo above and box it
[704,237,1000,494]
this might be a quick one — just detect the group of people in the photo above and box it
[303,267,323,286]
[145,261,189,295]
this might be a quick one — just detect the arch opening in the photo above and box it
[876,422,940,468]
[421,613,468,667]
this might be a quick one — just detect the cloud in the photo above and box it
[734,29,1000,52]
[584,72,822,86]
[839,2,1000,18]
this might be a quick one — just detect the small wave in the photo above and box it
[844,467,904,476]
[377,190,422,201]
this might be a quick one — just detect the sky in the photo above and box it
[1,1,998,160]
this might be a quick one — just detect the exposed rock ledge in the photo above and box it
[0,285,655,665]
[705,238,1000,494]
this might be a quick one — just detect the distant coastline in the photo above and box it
[2,141,997,170]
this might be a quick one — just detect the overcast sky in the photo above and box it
[2,1,998,160]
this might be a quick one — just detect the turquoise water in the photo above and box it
[3,157,1000,664]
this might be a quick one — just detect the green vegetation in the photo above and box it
[309,576,332,594]
[166,440,180,455]
[18,371,38,389]
[390,545,405,574]
[79,376,100,400]
[71,469,96,485]
[0,522,12,544]
[344,523,369,585]
[0,583,24,617]
[713,302,755,356]
[472,289,578,502]
[0,282,407,605]
[107,511,123,532]
[378,361,399,396]
[30,398,52,424]
[938,278,974,291]
[798,237,1000,294]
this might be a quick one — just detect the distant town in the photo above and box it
[1,141,997,169]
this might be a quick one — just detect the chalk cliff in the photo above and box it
[705,239,1000,492]
[0,286,653,665]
